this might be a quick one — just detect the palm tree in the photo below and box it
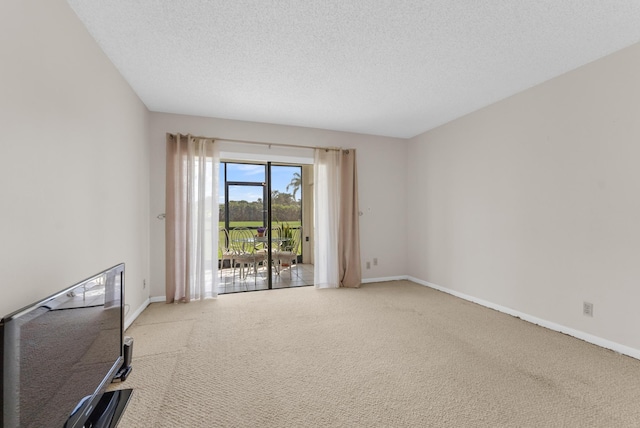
[286,172,302,201]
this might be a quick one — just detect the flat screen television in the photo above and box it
[1,263,132,428]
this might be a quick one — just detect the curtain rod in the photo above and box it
[168,133,344,152]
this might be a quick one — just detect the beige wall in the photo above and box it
[408,43,640,351]
[148,113,408,298]
[10,0,636,357]
[0,0,151,321]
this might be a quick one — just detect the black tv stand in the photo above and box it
[113,365,132,382]
[84,388,132,428]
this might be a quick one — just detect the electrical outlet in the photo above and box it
[143,279,146,289]
[373,258,378,266]
[366,261,371,269]
[583,301,593,317]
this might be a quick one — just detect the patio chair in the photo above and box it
[273,226,301,279]
[218,228,234,280]
[229,227,267,288]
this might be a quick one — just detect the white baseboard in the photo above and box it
[149,295,166,303]
[408,276,640,361]
[362,275,409,284]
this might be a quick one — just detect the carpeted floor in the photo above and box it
[110,281,640,427]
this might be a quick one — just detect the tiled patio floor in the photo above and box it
[217,263,314,294]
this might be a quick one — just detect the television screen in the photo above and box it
[1,264,125,428]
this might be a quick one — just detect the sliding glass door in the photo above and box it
[218,161,305,292]
[269,164,303,266]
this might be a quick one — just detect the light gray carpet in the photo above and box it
[110,281,640,427]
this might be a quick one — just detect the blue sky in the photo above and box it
[219,163,301,203]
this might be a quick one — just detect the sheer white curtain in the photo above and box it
[314,148,361,288]
[314,149,341,288]
[166,133,220,302]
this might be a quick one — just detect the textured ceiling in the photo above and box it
[67,1,640,138]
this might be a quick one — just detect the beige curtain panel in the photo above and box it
[339,149,361,288]
[165,133,217,303]
[314,148,362,288]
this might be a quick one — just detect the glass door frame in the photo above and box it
[220,161,303,291]
[223,182,267,230]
